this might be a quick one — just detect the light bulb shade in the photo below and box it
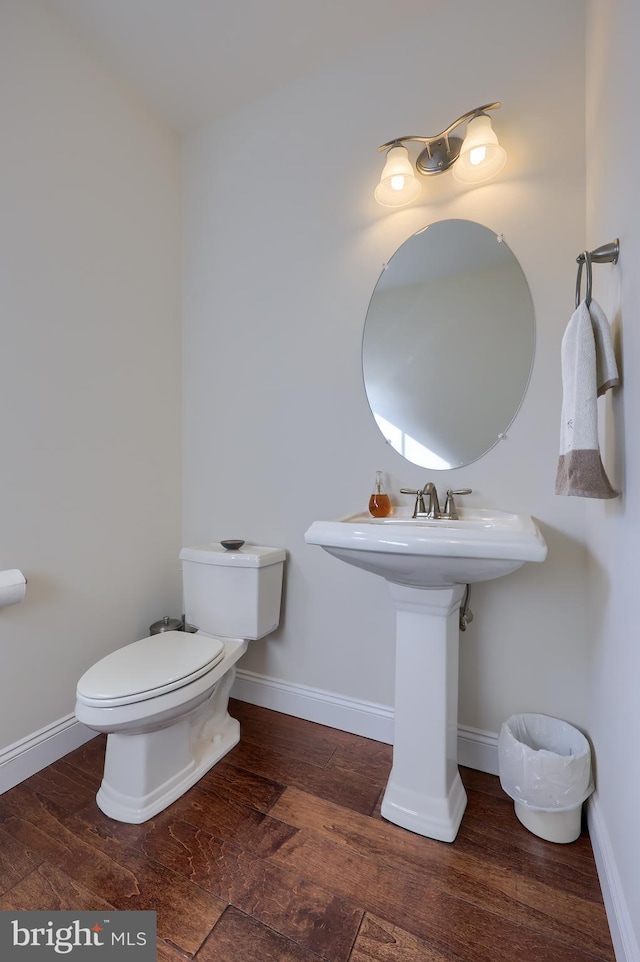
[453,114,506,184]
[374,145,421,207]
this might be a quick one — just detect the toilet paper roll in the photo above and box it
[0,569,26,608]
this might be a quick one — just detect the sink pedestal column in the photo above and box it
[381,583,468,843]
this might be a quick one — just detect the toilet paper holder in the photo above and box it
[0,569,27,609]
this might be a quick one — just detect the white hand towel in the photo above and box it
[555,299,619,498]
[589,298,620,396]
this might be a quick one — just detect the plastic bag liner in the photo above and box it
[498,713,594,811]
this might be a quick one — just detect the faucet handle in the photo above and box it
[400,488,426,517]
[443,488,472,520]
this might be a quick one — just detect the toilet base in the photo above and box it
[96,667,240,823]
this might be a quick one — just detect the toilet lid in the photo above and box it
[76,631,226,706]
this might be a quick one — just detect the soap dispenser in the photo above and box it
[369,471,391,518]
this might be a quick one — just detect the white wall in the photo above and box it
[0,0,183,749]
[183,0,591,733]
[585,1,640,958]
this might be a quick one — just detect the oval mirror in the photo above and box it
[362,220,535,470]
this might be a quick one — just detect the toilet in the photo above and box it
[75,542,285,824]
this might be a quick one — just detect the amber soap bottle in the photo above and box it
[369,470,392,518]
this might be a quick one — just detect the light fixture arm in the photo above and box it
[373,101,505,206]
[377,102,502,153]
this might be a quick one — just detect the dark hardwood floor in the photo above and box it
[0,700,613,962]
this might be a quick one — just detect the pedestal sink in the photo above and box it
[305,506,547,842]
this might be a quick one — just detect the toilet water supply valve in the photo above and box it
[459,584,473,631]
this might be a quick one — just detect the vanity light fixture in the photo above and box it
[375,102,506,208]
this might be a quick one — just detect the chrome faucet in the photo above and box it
[401,483,472,519]
[400,482,440,518]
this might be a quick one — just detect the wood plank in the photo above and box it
[441,809,604,903]
[287,778,605,900]
[197,905,327,962]
[459,766,506,799]
[62,734,106,782]
[270,787,612,960]
[171,781,276,848]
[19,759,102,814]
[277,782,604,899]
[156,941,192,962]
[0,785,225,956]
[226,738,381,815]
[0,861,115,911]
[230,698,348,767]
[459,786,596,862]
[63,790,361,961]
[325,738,393,786]
[0,824,44,895]
[139,814,363,962]
[261,810,612,962]
[351,914,460,962]
[197,759,285,813]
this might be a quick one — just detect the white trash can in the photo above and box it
[498,713,594,844]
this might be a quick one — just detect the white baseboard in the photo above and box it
[457,723,500,776]
[0,675,500,792]
[231,668,500,774]
[231,668,396,745]
[0,677,499,798]
[0,714,95,795]
[588,793,640,962]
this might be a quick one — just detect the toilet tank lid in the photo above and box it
[179,543,286,567]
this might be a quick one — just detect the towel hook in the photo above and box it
[575,249,593,308]
[575,238,619,309]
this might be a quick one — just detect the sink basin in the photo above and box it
[305,506,547,587]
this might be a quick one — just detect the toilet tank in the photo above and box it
[179,543,285,640]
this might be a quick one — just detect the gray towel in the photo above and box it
[555,299,619,498]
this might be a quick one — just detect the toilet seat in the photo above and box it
[76,630,225,708]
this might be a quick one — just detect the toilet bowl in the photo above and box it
[75,543,285,823]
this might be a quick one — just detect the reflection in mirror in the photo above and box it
[362,220,535,469]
